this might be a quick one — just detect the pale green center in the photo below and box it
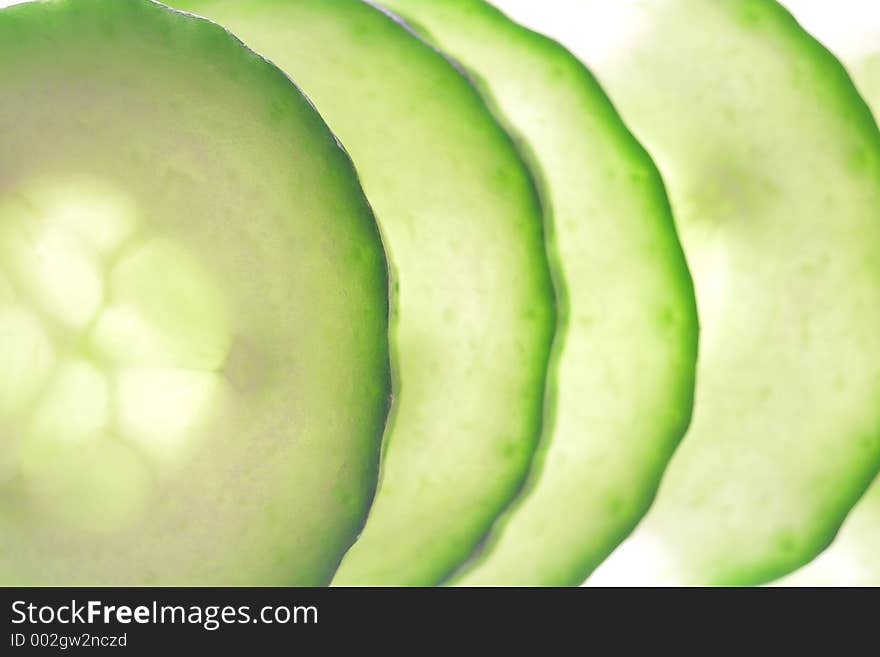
[0,177,231,533]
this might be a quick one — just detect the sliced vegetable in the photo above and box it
[174,0,556,585]
[773,0,880,586]
[494,0,880,585]
[0,0,390,585]
[381,0,697,586]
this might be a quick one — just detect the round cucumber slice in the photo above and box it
[380,0,697,586]
[172,0,555,585]
[495,0,880,585]
[772,0,880,586]
[0,0,390,585]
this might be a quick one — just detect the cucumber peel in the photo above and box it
[381,0,698,586]
[173,0,556,586]
[0,0,391,585]
[782,0,880,125]
[776,483,880,585]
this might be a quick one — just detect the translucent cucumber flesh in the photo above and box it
[772,0,880,586]
[173,0,555,586]
[381,0,698,586]
[0,0,390,585]
[494,0,880,585]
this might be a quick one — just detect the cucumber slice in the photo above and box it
[380,0,697,586]
[0,0,390,585]
[494,0,880,585]
[172,0,556,585]
[772,0,880,586]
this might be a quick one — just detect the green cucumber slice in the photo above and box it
[173,0,556,585]
[772,0,880,586]
[0,0,390,585]
[494,0,880,585]
[380,0,697,586]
